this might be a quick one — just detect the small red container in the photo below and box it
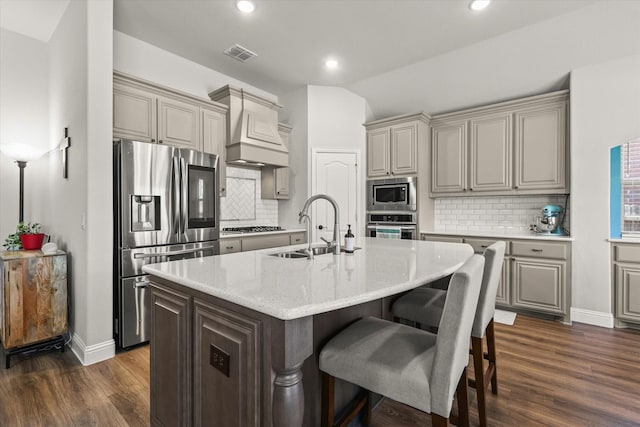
[20,233,45,250]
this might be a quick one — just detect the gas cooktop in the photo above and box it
[222,226,284,234]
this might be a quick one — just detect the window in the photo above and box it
[622,138,640,234]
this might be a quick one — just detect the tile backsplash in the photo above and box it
[434,195,570,234]
[220,166,278,227]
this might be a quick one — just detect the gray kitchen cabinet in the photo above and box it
[113,82,157,142]
[193,298,261,426]
[612,243,640,324]
[511,240,570,321]
[289,232,305,245]
[220,238,242,254]
[241,234,291,252]
[157,96,200,150]
[113,72,228,197]
[514,101,567,191]
[429,90,569,197]
[421,233,570,321]
[431,121,467,194]
[202,106,228,197]
[469,112,512,192]
[149,282,192,427]
[262,123,292,199]
[365,113,429,178]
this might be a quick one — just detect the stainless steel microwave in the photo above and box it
[367,177,417,211]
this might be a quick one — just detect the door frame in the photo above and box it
[310,148,364,241]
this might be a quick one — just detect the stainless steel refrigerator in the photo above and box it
[113,139,220,349]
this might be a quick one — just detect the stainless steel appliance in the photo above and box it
[367,212,417,240]
[113,139,220,349]
[367,177,417,211]
[222,226,283,233]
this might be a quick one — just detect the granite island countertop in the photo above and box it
[142,237,473,320]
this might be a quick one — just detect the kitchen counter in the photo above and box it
[421,229,574,242]
[144,238,474,427]
[143,237,473,320]
[219,228,306,238]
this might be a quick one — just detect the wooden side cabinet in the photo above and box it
[0,251,68,350]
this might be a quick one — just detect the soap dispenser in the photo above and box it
[344,224,355,253]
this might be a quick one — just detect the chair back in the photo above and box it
[429,254,485,418]
[472,241,506,338]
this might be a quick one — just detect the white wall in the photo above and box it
[0,28,49,241]
[32,0,114,364]
[279,87,309,228]
[570,54,640,326]
[113,31,276,102]
[279,86,367,236]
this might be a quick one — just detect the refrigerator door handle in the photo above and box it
[172,155,182,239]
[180,156,188,240]
[133,280,149,336]
[133,248,205,259]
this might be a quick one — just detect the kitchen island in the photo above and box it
[143,237,473,427]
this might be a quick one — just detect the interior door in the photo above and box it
[312,151,359,244]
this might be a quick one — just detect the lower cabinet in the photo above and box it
[612,243,640,325]
[220,231,307,254]
[150,283,192,427]
[150,280,265,427]
[193,299,261,426]
[421,233,571,322]
[511,257,566,315]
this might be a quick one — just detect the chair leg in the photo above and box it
[455,366,470,427]
[321,372,335,427]
[486,318,498,395]
[431,413,450,427]
[471,336,487,427]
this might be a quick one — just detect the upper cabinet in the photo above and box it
[113,72,229,196]
[365,113,429,178]
[430,90,568,197]
[261,123,292,199]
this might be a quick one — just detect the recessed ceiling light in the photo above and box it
[236,0,255,13]
[325,59,339,70]
[469,0,490,11]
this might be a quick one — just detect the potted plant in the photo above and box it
[2,222,45,251]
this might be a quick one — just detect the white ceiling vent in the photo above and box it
[224,44,258,63]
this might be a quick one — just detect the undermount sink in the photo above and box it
[270,246,361,259]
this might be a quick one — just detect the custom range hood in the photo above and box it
[208,85,288,167]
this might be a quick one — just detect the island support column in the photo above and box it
[271,316,313,427]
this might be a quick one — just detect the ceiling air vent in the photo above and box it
[224,44,258,63]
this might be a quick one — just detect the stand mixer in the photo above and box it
[531,204,565,235]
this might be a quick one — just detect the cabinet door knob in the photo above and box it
[151,138,156,143]
[514,185,519,189]
[158,140,163,144]
[469,188,473,191]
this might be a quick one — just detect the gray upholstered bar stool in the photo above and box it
[391,241,506,427]
[319,255,485,427]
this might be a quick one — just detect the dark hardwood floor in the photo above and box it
[1,315,639,426]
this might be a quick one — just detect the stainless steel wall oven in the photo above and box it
[367,212,417,240]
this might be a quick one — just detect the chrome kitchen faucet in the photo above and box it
[298,194,341,256]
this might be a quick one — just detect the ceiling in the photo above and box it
[0,0,69,42]
[113,0,597,93]
[2,0,640,118]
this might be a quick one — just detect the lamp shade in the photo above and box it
[0,143,43,162]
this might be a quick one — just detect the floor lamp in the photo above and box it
[0,143,42,223]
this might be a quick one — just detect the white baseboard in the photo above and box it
[570,308,614,328]
[70,333,116,366]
